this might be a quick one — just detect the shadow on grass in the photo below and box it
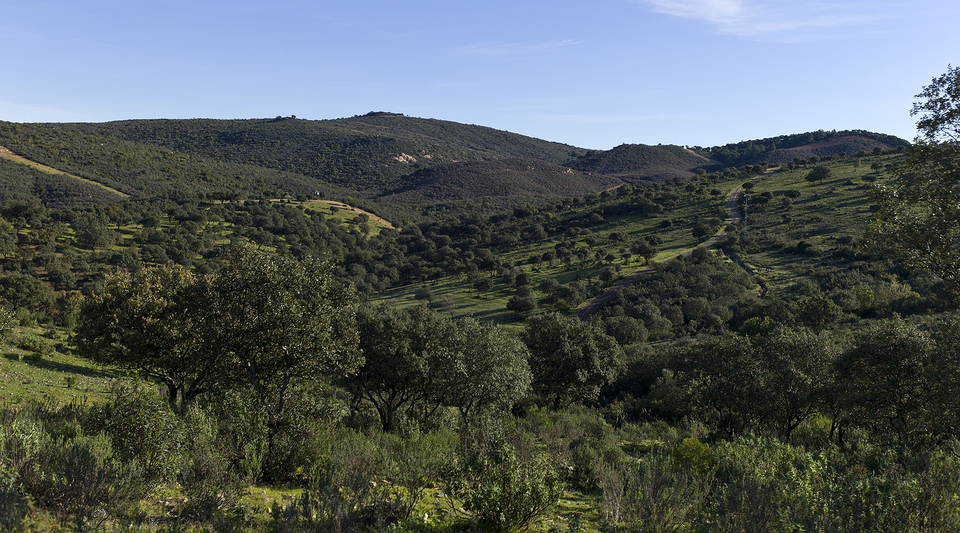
[21,355,118,379]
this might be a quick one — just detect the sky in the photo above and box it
[1,0,958,150]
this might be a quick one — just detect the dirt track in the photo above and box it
[574,170,771,321]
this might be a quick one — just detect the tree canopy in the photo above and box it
[522,312,624,410]
[865,66,960,293]
[75,246,361,425]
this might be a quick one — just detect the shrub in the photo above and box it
[269,428,417,532]
[446,435,561,532]
[34,432,144,533]
[87,382,184,484]
[178,407,242,520]
[0,462,29,533]
[598,450,711,532]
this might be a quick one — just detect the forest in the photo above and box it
[0,68,959,532]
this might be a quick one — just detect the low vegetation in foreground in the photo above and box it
[3,68,960,532]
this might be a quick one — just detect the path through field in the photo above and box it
[574,170,773,320]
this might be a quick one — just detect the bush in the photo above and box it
[33,432,144,533]
[0,462,29,533]
[598,450,711,532]
[178,407,242,520]
[445,435,561,532]
[269,428,418,532]
[15,333,50,355]
[87,382,184,484]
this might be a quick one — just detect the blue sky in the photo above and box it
[2,0,957,149]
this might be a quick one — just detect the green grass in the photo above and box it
[736,156,897,294]
[0,326,115,408]
[377,174,748,324]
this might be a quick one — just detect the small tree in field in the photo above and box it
[805,165,831,185]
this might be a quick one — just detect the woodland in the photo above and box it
[0,67,959,532]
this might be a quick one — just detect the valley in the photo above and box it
[1,113,957,533]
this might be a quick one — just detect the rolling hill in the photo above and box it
[0,117,910,213]
[565,143,720,182]
[42,113,588,191]
[375,158,624,203]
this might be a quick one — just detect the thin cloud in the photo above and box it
[635,0,903,42]
[457,39,584,58]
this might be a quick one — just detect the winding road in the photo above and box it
[574,170,772,321]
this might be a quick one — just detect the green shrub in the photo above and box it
[33,432,144,533]
[87,382,184,484]
[446,435,561,532]
[598,450,711,532]
[270,428,416,532]
[0,462,29,533]
[15,333,49,355]
[178,407,242,520]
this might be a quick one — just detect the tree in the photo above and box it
[347,304,450,432]
[74,264,212,417]
[507,295,538,318]
[798,296,843,332]
[414,285,434,303]
[805,165,831,185]
[0,272,53,311]
[473,277,494,297]
[202,245,360,458]
[632,239,658,264]
[677,334,764,436]
[75,244,361,471]
[347,304,531,430]
[912,64,960,142]
[755,327,837,442]
[835,317,937,445]
[522,313,624,409]
[692,222,713,242]
[864,66,960,293]
[443,318,532,424]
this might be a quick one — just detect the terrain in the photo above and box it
[4,113,955,533]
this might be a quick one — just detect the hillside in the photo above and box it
[565,143,719,182]
[376,158,624,203]
[753,134,906,165]
[697,129,910,166]
[41,114,588,191]
[4,116,958,533]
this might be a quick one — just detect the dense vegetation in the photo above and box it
[4,69,960,531]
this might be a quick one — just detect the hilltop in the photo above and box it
[566,143,720,182]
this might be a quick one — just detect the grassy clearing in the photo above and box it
[737,155,897,294]
[300,199,396,235]
[0,326,114,408]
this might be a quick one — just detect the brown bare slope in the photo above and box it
[756,134,904,165]
[376,159,623,203]
[565,144,720,183]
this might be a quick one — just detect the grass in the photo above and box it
[377,173,748,325]
[736,155,897,294]
[0,325,115,408]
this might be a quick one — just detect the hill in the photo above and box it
[565,143,719,182]
[50,114,588,191]
[697,129,910,166]
[376,158,623,203]
[752,134,906,165]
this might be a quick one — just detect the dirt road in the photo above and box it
[574,171,771,320]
